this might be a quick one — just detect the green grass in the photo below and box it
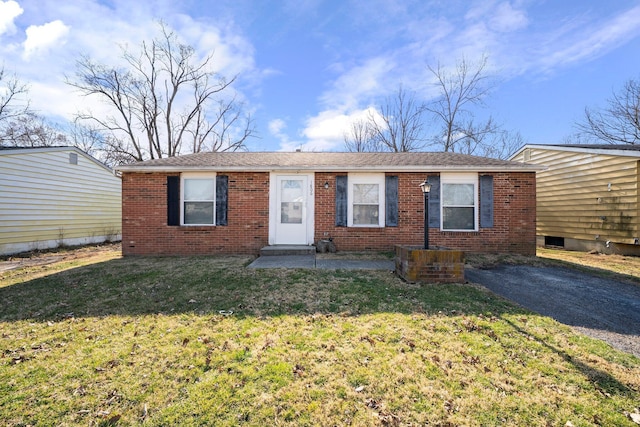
[1,247,639,426]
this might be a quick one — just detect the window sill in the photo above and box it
[441,230,480,235]
[175,225,217,231]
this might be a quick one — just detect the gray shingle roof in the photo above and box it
[117,151,541,172]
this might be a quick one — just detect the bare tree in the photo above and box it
[344,118,380,152]
[370,86,428,152]
[0,67,31,142]
[68,121,103,155]
[343,56,520,158]
[344,86,427,152]
[427,55,497,153]
[65,121,127,167]
[1,113,69,147]
[444,117,525,160]
[67,23,254,163]
[561,132,595,145]
[489,129,525,159]
[576,77,640,145]
[188,96,254,153]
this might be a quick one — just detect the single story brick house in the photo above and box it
[116,152,540,256]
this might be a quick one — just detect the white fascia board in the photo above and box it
[514,144,640,159]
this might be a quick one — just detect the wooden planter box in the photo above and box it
[395,245,465,283]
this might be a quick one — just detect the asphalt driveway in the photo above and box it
[466,265,640,358]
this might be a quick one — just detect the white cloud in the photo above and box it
[268,118,287,136]
[172,15,257,80]
[463,1,528,33]
[311,2,529,125]
[0,0,23,36]
[321,57,396,111]
[489,2,528,32]
[0,0,259,139]
[535,5,640,73]
[22,20,70,60]
[299,107,379,152]
[28,80,84,119]
[267,118,306,152]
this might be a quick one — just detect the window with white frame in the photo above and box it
[182,174,216,225]
[441,173,478,231]
[348,174,385,227]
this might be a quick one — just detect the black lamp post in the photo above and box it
[419,179,432,249]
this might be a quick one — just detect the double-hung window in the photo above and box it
[182,174,216,225]
[441,173,478,231]
[348,174,385,227]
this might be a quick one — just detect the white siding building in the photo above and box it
[0,147,121,255]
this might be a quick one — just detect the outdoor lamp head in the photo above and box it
[419,179,431,194]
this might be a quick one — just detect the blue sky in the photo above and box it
[1,0,640,153]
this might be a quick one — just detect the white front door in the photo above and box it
[273,175,310,245]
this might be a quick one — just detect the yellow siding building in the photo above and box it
[511,144,640,254]
[0,147,121,255]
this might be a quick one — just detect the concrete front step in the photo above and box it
[259,245,315,256]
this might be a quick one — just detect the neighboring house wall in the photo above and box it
[0,148,122,255]
[122,170,536,256]
[512,146,640,254]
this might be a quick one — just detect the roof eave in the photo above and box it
[2,145,118,176]
[512,144,640,159]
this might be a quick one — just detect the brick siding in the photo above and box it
[122,172,269,255]
[121,171,536,256]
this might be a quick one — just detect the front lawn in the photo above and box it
[1,246,639,426]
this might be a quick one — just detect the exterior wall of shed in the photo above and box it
[0,150,122,255]
[122,170,536,256]
[512,148,640,254]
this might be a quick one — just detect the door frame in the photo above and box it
[268,172,315,245]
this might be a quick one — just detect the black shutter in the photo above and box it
[427,175,440,228]
[167,176,180,226]
[216,175,228,226]
[385,175,398,227]
[480,175,494,228]
[335,175,348,227]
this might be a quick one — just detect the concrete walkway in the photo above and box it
[247,254,395,270]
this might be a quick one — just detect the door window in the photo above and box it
[280,179,303,224]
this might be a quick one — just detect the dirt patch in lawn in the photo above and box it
[0,243,122,273]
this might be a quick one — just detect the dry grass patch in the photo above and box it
[1,247,639,426]
[468,247,640,284]
[538,247,640,281]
